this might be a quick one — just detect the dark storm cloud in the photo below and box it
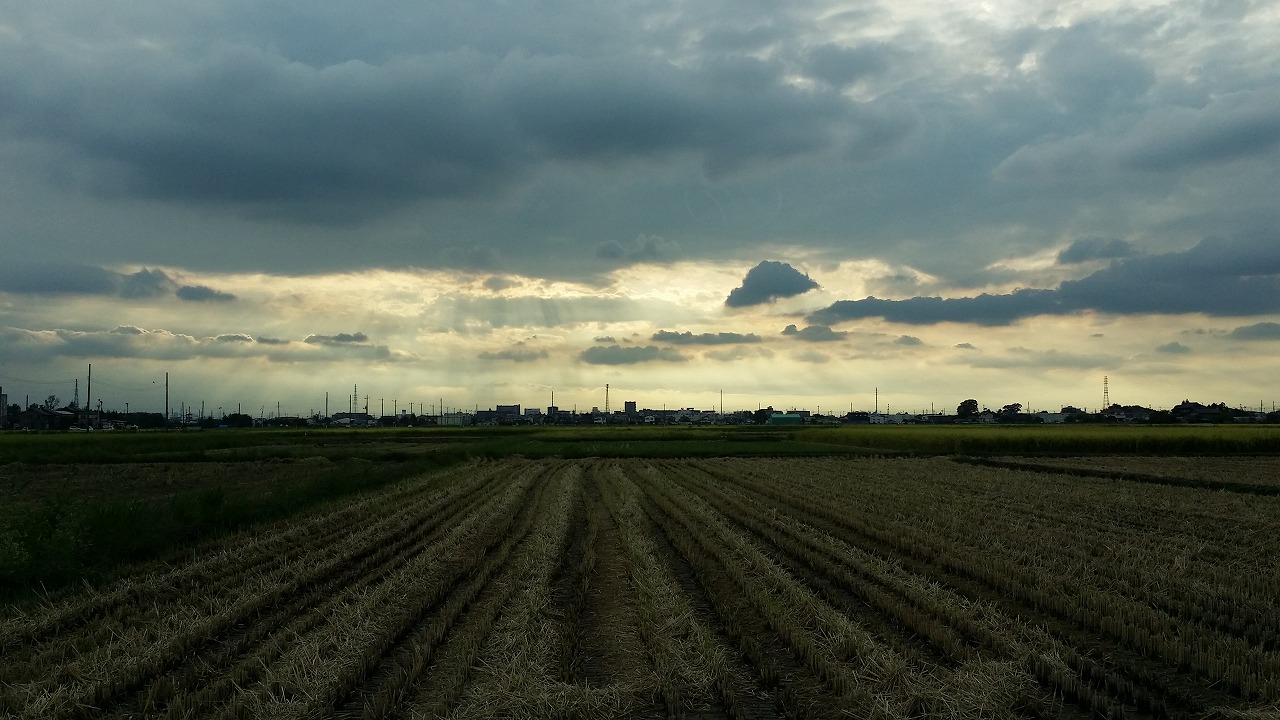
[0,264,239,304]
[177,285,237,302]
[651,330,761,345]
[0,263,121,295]
[726,261,820,308]
[781,324,847,342]
[802,43,893,88]
[595,235,680,263]
[4,0,1280,289]
[1122,89,1280,171]
[0,39,848,220]
[304,332,370,345]
[1227,322,1280,340]
[0,264,175,298]
[1057,238,1134,264]
[810,236,1280,326]
[579,345,686,365]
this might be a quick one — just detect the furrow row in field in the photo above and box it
[198,461,551,720]
[722,459,1227,715]
[103,460,531,720]
[0,460,537,719]
[636,461,1045,720]
[706,457,1275,712]
[741,457,1280,655]
[0,460,507,691]
[0,460,501,653]
[599,463,770,719]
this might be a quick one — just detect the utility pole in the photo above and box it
[165,372,169,425]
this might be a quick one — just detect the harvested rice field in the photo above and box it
[2,456,1277,719]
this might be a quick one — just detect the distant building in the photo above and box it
[0,388,7,428]
[766,412,805,425]
[496,404,521,415]
[439,412,470,427]
[624,401,637,415]
[18,407,78,431]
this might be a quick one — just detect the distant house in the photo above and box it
[18,407,78,431]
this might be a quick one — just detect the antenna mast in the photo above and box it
[1103,375,1110,409]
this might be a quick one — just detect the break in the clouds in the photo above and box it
[811,237,1280,327]
[726,262,819,308]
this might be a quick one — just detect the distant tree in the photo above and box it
[43,395,61,410]
[999,403,1023,417]
[956,399,979,417]
[1060,405,1085,415]
[224,413,254,428]
[752,407,774,424]
[1148,410,1177,424]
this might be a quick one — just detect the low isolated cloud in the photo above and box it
[579,345,686,365]
[1156,341,1191,354]
[810,236,1280,326]
[1227,322,1280,340]
[782,324,847,342]
[895,335,923,346]
[177,285,236,302]
[725,261,819,307]
[652,330,762,345]
[304,332,370,345]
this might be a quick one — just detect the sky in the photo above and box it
[2,0,1280,418]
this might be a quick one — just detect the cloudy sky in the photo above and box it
[3,0,1279,418]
